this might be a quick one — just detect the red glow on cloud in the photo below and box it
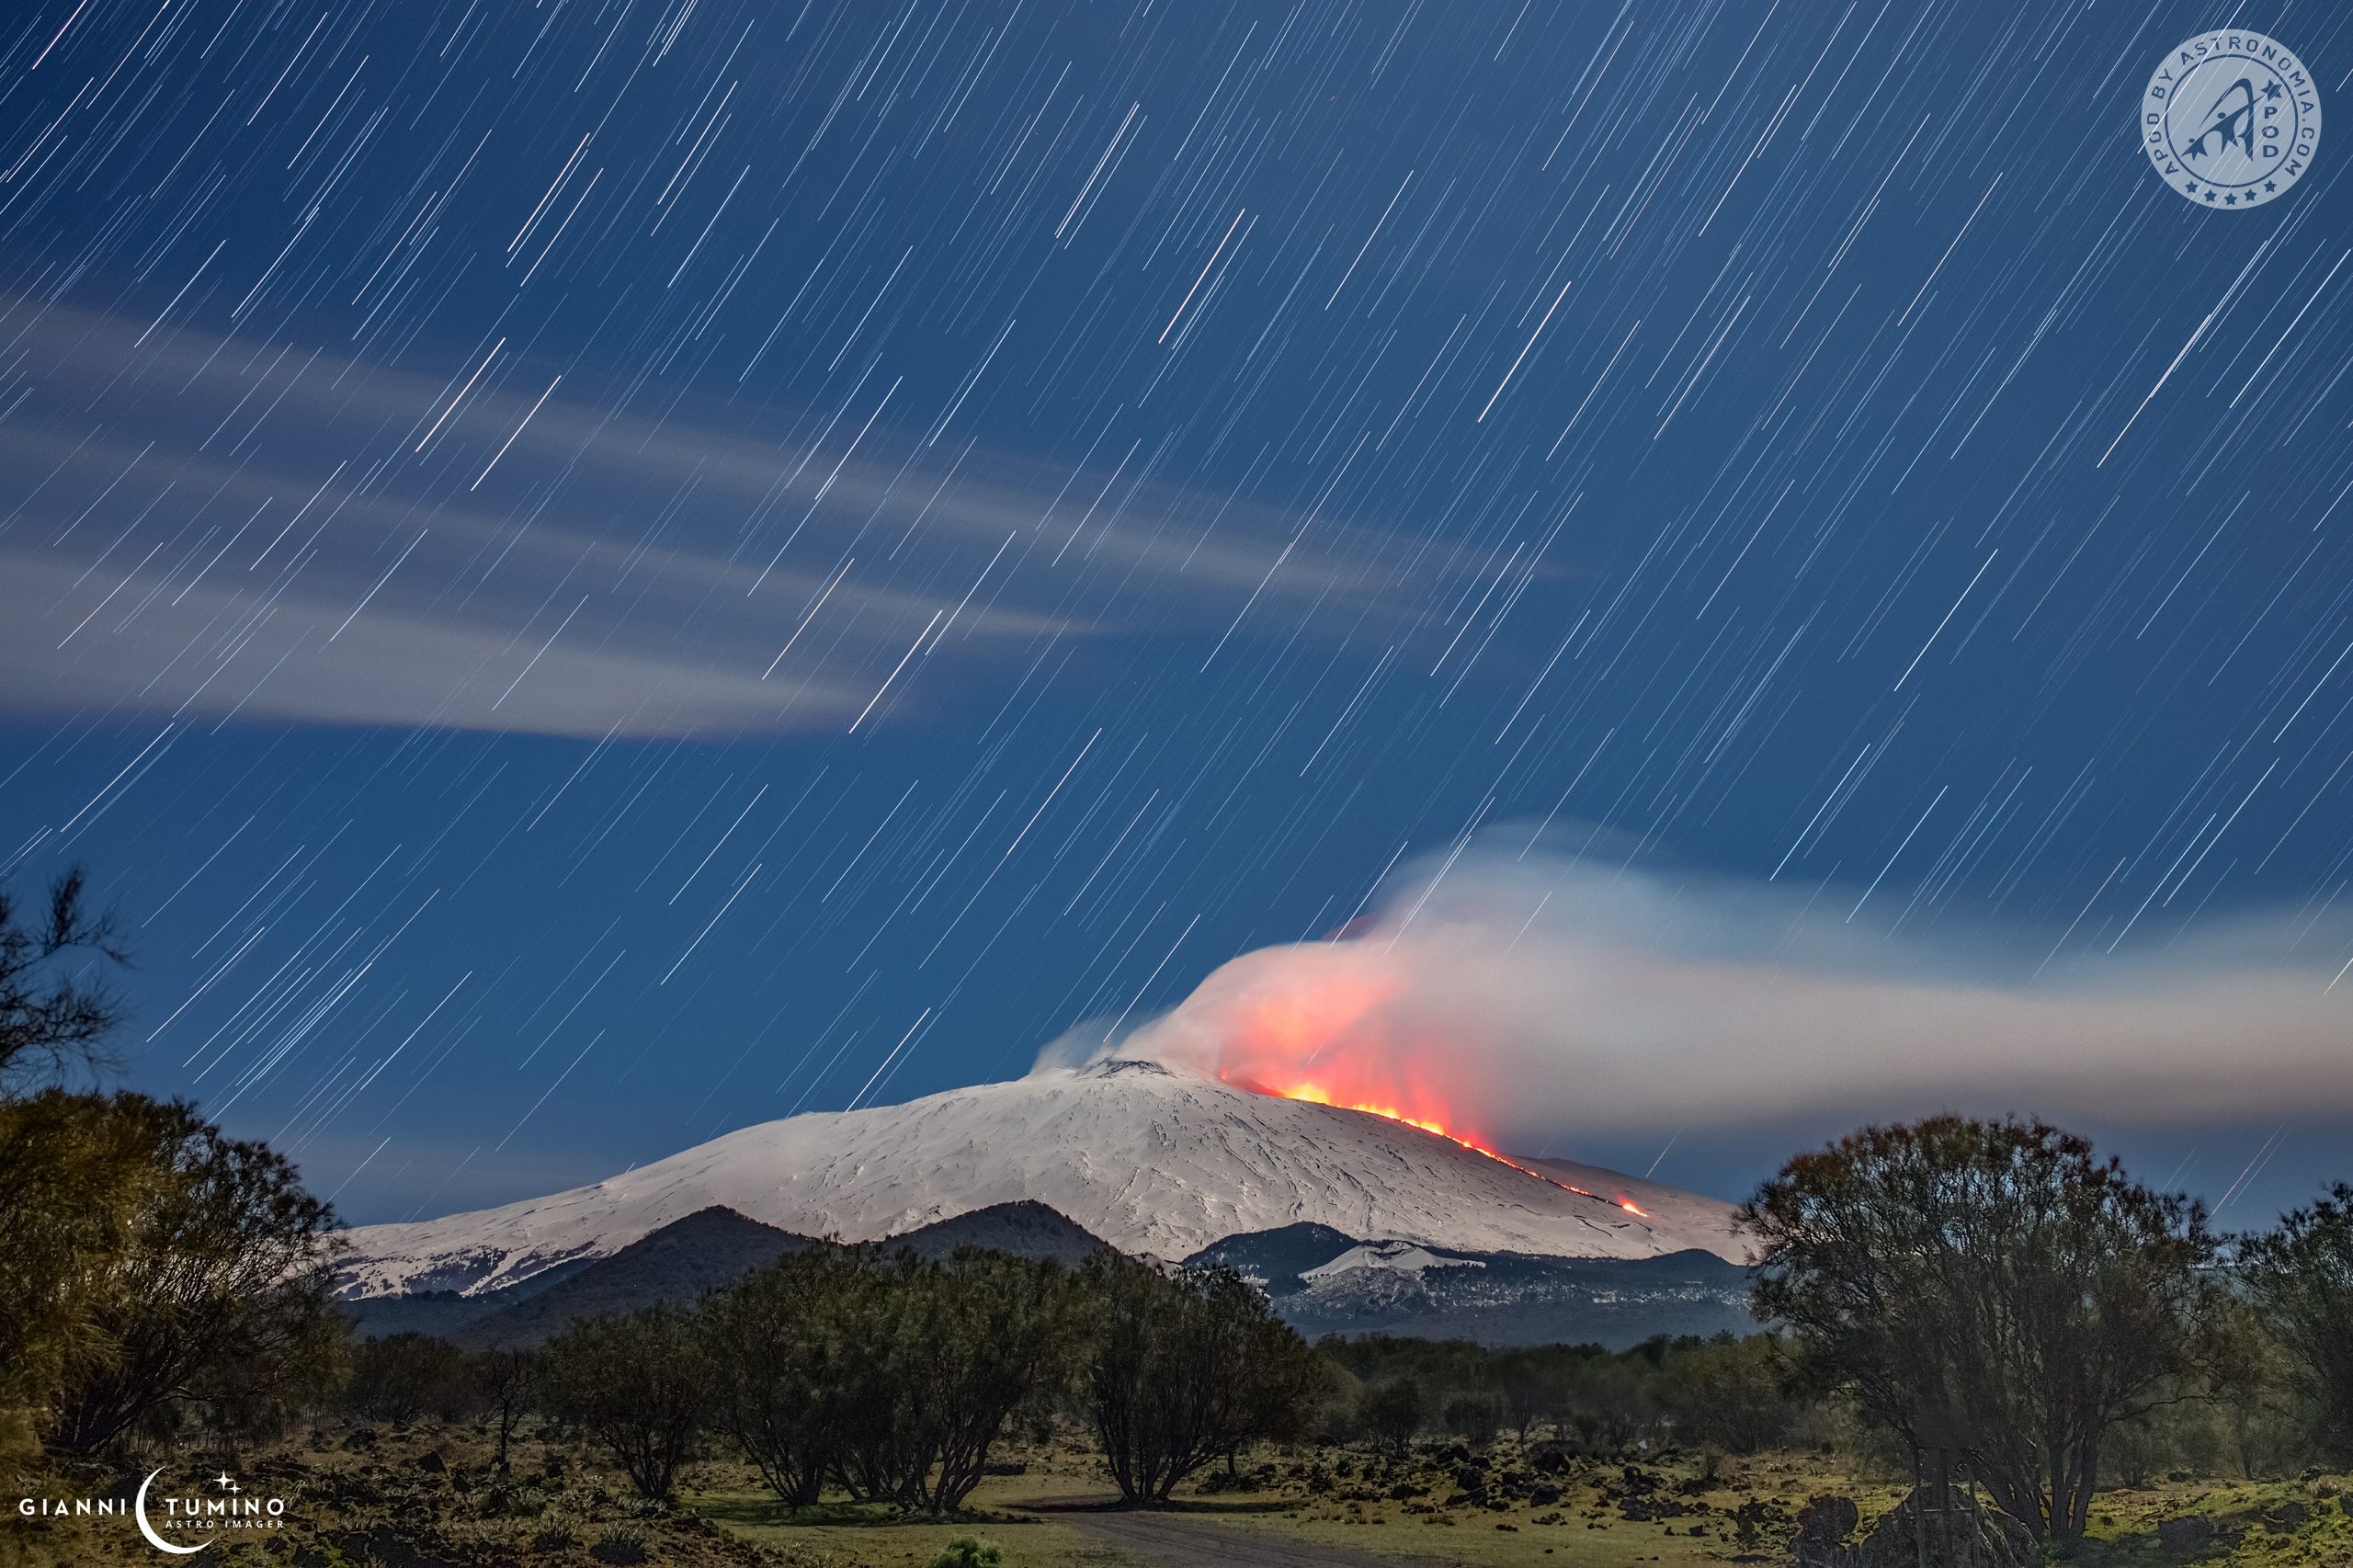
[1200,948,1647,1217]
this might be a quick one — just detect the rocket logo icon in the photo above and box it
[2181,78,2258,165]
[2140,31,2320,209]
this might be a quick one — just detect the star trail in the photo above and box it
[2,0,2349,1221]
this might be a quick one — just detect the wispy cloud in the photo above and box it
[0,297,1429,738]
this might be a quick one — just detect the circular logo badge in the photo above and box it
[2143,31,2321,208]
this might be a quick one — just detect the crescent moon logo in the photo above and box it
[133,1469,210,1556]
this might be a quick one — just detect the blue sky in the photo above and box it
[3,0,2349,1224]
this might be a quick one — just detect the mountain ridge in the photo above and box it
[336,1059,1746,1301]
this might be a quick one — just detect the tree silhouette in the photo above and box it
[1744,1116,2227,1545]
[2239,1184,2353,1460]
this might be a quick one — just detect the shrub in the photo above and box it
[540,1307,709,1505]
[346,1331,473,1423]
[1360,1378,1426,1456]
[43,1095,347,1454]
[2239,1184,2353,1462]
[1082,1254,1322,1503]
[1441,1390,1504,1447]
[1745,1116,2230,1544]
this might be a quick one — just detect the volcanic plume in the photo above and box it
[1153,939,1652,1212]
[1088,828,2353,1162]
[1181,943,1465,1135]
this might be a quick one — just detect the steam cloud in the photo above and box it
[1049,828,2353,1143]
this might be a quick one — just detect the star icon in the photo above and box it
[2225,193,2238,205]
[2205,189,2219,202]
[211,1473,238,1493]
[2266,180,2278,191]
[2263,81,2283,100]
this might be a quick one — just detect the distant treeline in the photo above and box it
[1317,1321,2347,1489]
[1317,1332,1808,1455]
[344,1244,1324,1509]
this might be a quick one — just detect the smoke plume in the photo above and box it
[1051,829,2353,1147]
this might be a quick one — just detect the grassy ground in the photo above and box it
[699,1484,1131,1568]
[1153,1468,1825,1564]
[1,1426,768,1567]
[1017,1442,1899,1567]
[698,1441,2353,1568]
[2072,1474,2353,1565]
[1162,1460,2353,1568]
[3,1423,2347,1567]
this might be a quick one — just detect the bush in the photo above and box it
[1745,1117,2231,1544]
[1661,1334,1802,1452]
[1360,1378,1426,1456]
[836,1247,1080,1513]
[0,1090,155,1457]
[1441,1390,1503,1447]
[699,1247,849,1507]
[347,1332,473,1423]
[589,1525,649,1564]
[926,1539,1003,1568]
[2239,1184,2353,1462]
[42,1095,347,1454]
[1,867,348,1460]
[540,1307,709,1504]
[1083,1254,1323,1503]
[0,867,141,1458]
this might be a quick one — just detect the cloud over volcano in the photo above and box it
[1068,830,2353,1144]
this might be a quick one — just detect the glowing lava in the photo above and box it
[1233,1075,1477,1145]
[1169,940,1648,1217]
[1225,1072,1647,1218]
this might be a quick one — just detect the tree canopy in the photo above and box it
[1743,1115,2229,1543]
[2237,1182,2353,1461]
[1082,1253,1322,1503]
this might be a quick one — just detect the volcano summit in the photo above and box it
[339,1058,1745,1305]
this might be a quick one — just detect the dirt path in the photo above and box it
[1029,1495,1415,1568]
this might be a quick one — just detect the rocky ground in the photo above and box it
[4,1426,776,1568]
[5,1423,2348,1568]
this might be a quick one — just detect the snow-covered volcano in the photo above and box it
[337,1059,1745,1299]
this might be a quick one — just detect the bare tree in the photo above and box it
[0,867,129,1095]
[473,1347,540,1473]
[1744,1116,2227,1547]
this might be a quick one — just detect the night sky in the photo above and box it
[5,0,2350,1226]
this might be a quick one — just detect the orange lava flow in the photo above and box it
[1227,1073,1647,1217]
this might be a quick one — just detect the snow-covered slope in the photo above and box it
[337,1059,1747,1298]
